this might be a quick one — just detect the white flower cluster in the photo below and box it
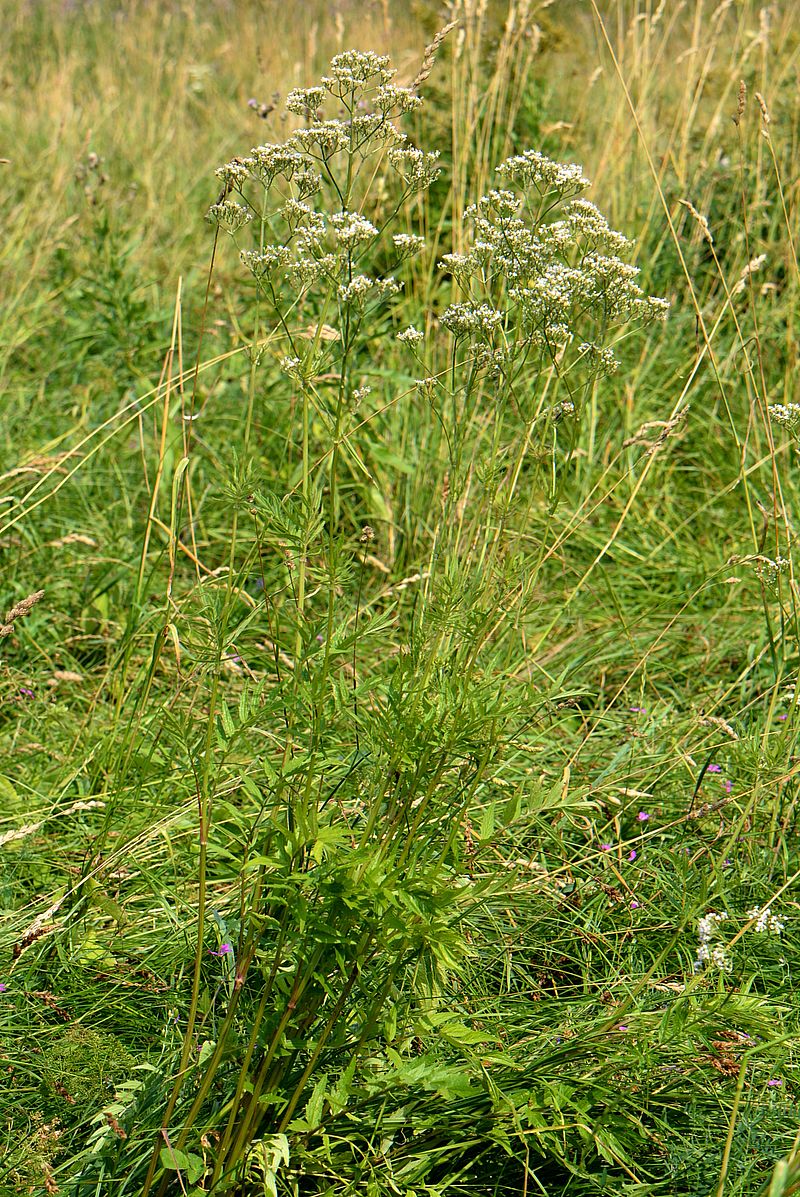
[210,50,439,337]
[206,200,252,233]
[285,86,326,116]
[436,162,668,370]
[321,50,393,90]
[397,325,424,345]
[330,210,379,249]
[280,356,304,381]
[694,911,732,973]
[495,149,591,194]
[755,555,790,591]
[240,246,291,277]
[240,144,302,186]
[563,198,634,254]
[472,345,513,378]
[374,83,422,115]
[771,402,800,431]
[392,233,426,259]
[440,301,503,339]
[292,121,352,156]
[337,275,402,307]
[747,905,785,935]
[388,146,442,189]
[552,399,576,421]
[579,342,619,377]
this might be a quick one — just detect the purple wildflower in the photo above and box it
[617,1024,629,1031]
[209,943,233,957]
[600,843,613,852]
[628,849,637,862]
[724,779,733,794]
[768,1079,783,1088]
[636,811,650,822]
[0,983,7,992]
[707,764,722,773]
[777,714,788,721]
[630,900,640,909]
[629,706,647,714]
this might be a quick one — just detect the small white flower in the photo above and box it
[441,301,503,339]
[374,83,422,114]
[392,233,426,259]
[280,356,302,380]
[214,159,251,189]
[248,143,305,186]
[292,122,351,156]
[388,146,441,189]
[330,210,379,249]
[747,905,785,935]
[397,325,424,345]
[337,275,375,305]
[694,911,731,973]
[771,402,800,430]
[322,50,394,89]
[495,149,590,194]
[206,200,252,233]
[241,246,291,277]
[285,86,326,116]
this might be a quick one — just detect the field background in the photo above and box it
[2,1,800,1194]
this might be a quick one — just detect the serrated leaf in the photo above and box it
[303,1073,327,1129]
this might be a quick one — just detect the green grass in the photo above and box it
[2,2,800,1194]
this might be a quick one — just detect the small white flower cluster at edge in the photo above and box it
[746,905,785,935]
[694,912,732,973]
[694,905,785,974]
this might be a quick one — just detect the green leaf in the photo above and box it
[304,1073,328,1129]
[159,1148,205,1184]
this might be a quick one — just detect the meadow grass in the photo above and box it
[2,2,800,1194]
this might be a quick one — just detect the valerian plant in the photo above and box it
[429,157,670,511]
[133,49,672,1197]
